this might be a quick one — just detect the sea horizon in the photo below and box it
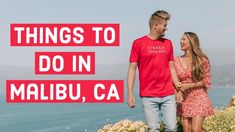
[0,87,234,132]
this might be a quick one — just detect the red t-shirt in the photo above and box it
[129,36,175,97]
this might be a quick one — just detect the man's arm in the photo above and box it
[169,61,181,90]
[127,62,137,108]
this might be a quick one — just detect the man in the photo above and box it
[127,10,179,132]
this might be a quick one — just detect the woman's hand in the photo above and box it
[179,83,194,92]
[177,82,182,88]
[176,82,182,90]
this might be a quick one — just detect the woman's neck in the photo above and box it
[184,50,192,59]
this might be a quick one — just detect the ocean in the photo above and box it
[0,87,234,132]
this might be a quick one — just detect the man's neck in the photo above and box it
[147,32,161,40]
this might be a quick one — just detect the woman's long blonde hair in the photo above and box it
[184,32,209,81]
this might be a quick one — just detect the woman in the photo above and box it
[174,32,214,132]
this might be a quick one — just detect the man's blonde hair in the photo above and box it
[149,10,170,29]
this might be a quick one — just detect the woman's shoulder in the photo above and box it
[174,56,182,65]
[201,57,210,65]
[175,56,183,61]
[175,56,180,59]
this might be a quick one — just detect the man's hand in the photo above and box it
[176,91,184,103]
[127,94,136,108]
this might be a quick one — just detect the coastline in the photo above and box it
[98,96,235,132]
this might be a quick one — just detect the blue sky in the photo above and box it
[1,0,235,67]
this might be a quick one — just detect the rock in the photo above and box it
[227,96,235,108]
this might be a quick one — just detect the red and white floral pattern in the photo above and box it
[174,56,214,117]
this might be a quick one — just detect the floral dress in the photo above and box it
[174,56,214,117]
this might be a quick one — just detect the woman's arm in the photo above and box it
[179,58,211,92]
[179,81,204,92]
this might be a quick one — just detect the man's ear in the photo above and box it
[154,24,158,30]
